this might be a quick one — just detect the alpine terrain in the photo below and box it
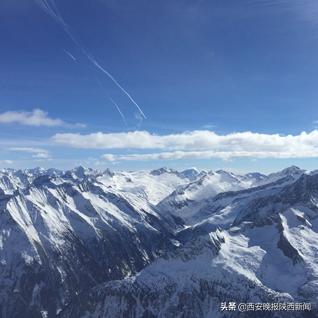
[0,166,317,318]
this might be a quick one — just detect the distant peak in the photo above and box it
[150,167,177,176]
[279,166,303,175]
[266,166,304,182]
[73,165,86,172]
[179,168,200,180]
[65,166,90,179]
[181,167,199,173]
[215,170,237,177]
[103,168,114,177]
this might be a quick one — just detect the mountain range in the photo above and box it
[0,165,317,318]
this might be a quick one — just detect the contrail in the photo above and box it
[63,49,77,62]
[109,97,128,127]
[88,56,146,119]
[35,0,80,46]
[34,0,146,119]
[95,77,128,127]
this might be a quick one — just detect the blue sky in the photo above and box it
[1,0,318,173]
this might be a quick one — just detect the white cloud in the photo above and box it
[0,160,13,166]
[72,122,87,128]
[53,131,164,149]
[0,109,85,128]
[0,109,64,126]
[53,129,318,160]
[102,148,318,161]
[9,147,51,159]
[102,154,117,161]
[32,152,51,159]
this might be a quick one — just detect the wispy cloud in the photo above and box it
[202,124,216,129]
[52,129,318,160]
[0,109,85,128]
[0,160,13,166]
[9,147,51,159]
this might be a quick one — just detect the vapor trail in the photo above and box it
[63,49,77,61]
[35,0,80,46]
[109,98,128,127]
[34,0,146,119]
[95,77,128,127]
[88,56,146,119]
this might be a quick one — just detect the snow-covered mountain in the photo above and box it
[0,166,317,317]
[157,167,303,225]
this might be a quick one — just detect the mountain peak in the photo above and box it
[71,166,96,179]
[179,168,200,180]
[280,165,302,174]
[150,167,177,176]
